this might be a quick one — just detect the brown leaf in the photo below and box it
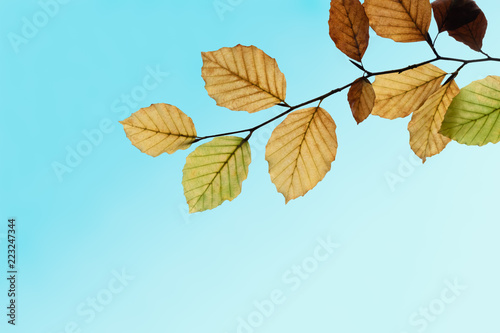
[447,10,487,52]
[432,0,481,32]
[329,0,370,62]
[364,0,432,43]
[348,78,375,124]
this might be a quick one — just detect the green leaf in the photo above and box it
[440,76,500,146]
[182,136,251,213]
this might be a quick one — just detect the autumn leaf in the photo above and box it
[432,0,481,32]
[348,78,375,124]
[372,64,447,119]
[440,76,500,146]
[265,107,337,203]
[201,45,287,113]
[120,103,197,157]
[182,136,251,213]
[408,81,459,162]
[364,0,432,43]
[447,10,487,52]
[329,0,370,62]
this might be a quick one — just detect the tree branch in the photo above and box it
[193,53,499,144]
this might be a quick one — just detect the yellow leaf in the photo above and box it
[265,107,338,203]
[201,44,287,113]
[120,103,197,157]
[182,136,251,213]
[408,81,459,163]
[348,77,375,124]
[364,0,432,43]
[372,64,447,119]
[329,0,370,62]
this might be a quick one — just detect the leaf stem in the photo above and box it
[426,33,440,58]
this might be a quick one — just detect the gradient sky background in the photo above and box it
[1,0,500,332]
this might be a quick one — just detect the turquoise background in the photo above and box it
[1,0,499,332]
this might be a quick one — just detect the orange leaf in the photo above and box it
[201,45,287,113]
[348,78,375,124]
[364,0,432,43]
[329,0,370,62]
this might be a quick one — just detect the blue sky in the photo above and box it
[1,0,500,332]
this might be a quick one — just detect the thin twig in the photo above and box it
[193,50,499,144]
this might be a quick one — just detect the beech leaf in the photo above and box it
[372,64,447,119]
[447,10,487,52]
[120,103,197,157]
[182,136,251,213]
[408,81,459,163]
[201,44,287,113]
[329,0,370,62]
[364,0,432,43]
[432,0,481,32]
[440,76,500,146]
[348,78,375,124]
[265,107,338,203]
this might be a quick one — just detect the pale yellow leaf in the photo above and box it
[120,103,197,157]
[408,81,459,163]
[372,64,447,119]
[182,136,251,213]
[201,44,287,113]
[364,0,432,42]
[265,107,338,203]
